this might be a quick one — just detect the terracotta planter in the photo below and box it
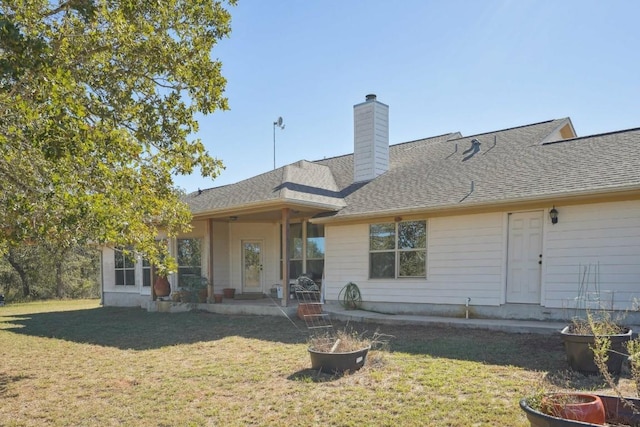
[223,288,235,299]
[308,346,370,373]
[213,294,223,303]
[153,276,171,297]
[541,393,605,425]
[521,394,640,426]
[297,303,322,320]
[560,326,632,374]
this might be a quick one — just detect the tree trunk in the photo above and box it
[55,259,65,298]
[5,249,30,297]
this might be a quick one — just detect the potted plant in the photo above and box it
[520,393,640,426]
[521,313,640,426]
[180,276,209,304]
[223,287,235,299]
[560,312,632,374]
[307,329,373,374]
[153,266,171,298]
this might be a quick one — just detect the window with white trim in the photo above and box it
[369,221,427,279]
[114,247,135,286]
[142,258,151,287]
[177,238,202,285]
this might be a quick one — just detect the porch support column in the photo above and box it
[281,208,290,307]
[207,218,215,303]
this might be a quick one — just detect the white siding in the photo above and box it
[543,200,640,310]
[324,212,505,307]
[211,221,230,290]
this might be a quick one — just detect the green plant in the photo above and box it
[338,282,362,309]
[308,328,392,353]
[589,313,640,416]
[568,310,625,335]
[179,275,209,303]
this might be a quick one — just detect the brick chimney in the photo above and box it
[353,94,389,183]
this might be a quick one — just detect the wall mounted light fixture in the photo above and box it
[549,207,558,225]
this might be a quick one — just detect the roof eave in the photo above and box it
[311,186,640,224]
[191,197,344,220]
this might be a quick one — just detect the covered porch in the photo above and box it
[168,203,331,308]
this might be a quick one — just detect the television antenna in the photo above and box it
[273,116,285,169]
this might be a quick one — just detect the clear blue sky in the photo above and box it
[174,0,640,192]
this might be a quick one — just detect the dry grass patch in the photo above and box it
[0,300,636,426]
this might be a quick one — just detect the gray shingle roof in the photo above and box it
[186,160,345,215]
[185,119,640,220]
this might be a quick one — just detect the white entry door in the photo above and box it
[506,211,543,304]
[242,240,263,293]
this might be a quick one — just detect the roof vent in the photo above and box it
[462,139,481,161]
[365,94,377,102]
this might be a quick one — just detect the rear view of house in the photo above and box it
[100,95,640,322]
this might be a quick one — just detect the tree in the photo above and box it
[0,0,234,268]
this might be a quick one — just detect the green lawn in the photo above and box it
[0,300,630,426]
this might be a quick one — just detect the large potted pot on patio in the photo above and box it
[223,287,235,299]
[153,272,171,298]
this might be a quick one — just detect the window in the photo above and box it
[369,221,426,279]
[306,223,325,281]
[281,222,325,281]
[289,223,303,280]
[142,258,151,287]
[114,247,135,286]
[177,238,202,284]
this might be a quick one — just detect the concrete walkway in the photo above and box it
[324,306,567,335]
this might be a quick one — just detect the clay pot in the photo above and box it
[541,393,605,425]
[153,276,171,297]
[213,294,223,303]
[223,288,235,299]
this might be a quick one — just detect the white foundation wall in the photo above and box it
[324,212,506,308]
[543,200,640,311]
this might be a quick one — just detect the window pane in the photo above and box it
[370,223,395,250]
[399,250,426,277]
[398,221,426,249]
[115,250,124,269]
[370,252,395,278]
[115,270,124,286]
[178,239,201,267]
[289,260,303,280]
[306,260,324,282]
[124,253,135,268]
[306,237,324,259]
[125,270,135,286]
[306,223,324,238]
[142,268,151,287]
[288,223,303,259]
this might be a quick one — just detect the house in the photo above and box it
[100,94,640,321]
